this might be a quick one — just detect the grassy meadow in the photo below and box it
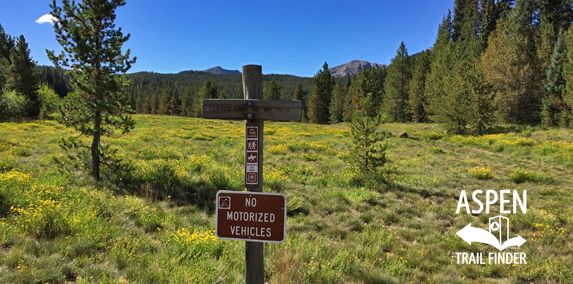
[1,114,573,283]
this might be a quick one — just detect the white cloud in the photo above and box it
[35,14,56,25]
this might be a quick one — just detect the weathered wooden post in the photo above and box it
[202,65,301,283]
[242,65,265,283]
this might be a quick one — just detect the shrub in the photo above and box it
[430,146,445,154]
[468,166,495,180]
[509,168,555,184]
[0,91,27,122]
[268,144,288,155]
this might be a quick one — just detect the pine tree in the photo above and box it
[539,0,573,35]
[541,30,566,127]
[383,42,411,122]
[425,11,452,121]
[135,94,143,114]
[158,87,174,115]
[170,92,181,116]
[428,42,472,133]
[452,0,468,42]
[141,97,150,114]
[179,91,193,117]
[292,83,306,122]
[149,93,159,114]
[563,27,573,127]
[329,82,347,123]
[537,21,556,74]
[479,0,499,52]
[9,35,40,117]
[408,50,431,122]
[264,80,282,100]
[342,74,355,122]
[481,0,541,125]
[0,24,12,93]
[47,0,137,181]
[348,69,382,120]
[192,80,218,117]
[350,92,386,174]
[308,62,333,124]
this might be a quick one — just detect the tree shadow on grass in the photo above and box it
[107,164,241,213]
[387,182,459,201]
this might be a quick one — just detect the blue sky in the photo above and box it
[1,0,454,77]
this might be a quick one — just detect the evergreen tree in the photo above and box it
[479,0,499,51]
[179,91,193,117]
[192,80,218,117]
[425,11,452,121]
[141,97,150,114]
[149,93,159,114]
[537,21,556,73]
[135,93,143,114]
[348,69,382,120]
[9,35,40,117]
[563,27,573,127]
[428,42,471,133]
[0,24,12,93]
[264,80,282,100]
[452,0,469,42]
[342,74,355,122]
[158,87,174,115]
[383,42,411,122]
[539,0,573,35]
[170,91,181,116]
[408,50,431,122]
[292,83,306,122]
[481,0,541,125]
[541,30,567,127]
[350,92,386,174]
[0,24,13,61]
[47,0,137,181]
[496,0,515,19]
[308,62,333,124]
[329,82,347,123]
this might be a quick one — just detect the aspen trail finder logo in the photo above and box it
[454,190,528,265]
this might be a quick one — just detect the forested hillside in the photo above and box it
[36,66,314,117]
[7,0,573,134]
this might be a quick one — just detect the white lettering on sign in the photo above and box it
[246,197,257,207]
[456,190,527,214]
[226,211,276,223]
[230,226,272,237]
[246,125,259,185]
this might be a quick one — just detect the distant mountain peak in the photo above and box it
[328,60,386,78]
[203,66,241,75]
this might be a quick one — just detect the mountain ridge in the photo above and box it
[203,66,241,75]
[328,60,386,78]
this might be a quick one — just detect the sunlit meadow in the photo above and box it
[1,115,572,283]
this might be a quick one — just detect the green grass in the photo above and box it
[0,116,572,283]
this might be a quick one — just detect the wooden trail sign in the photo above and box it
[202,99,302,121]
[201,65,300,284]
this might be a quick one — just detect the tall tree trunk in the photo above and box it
[92,109,101,181]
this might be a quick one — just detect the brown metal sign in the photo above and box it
[202,99,302,121]
[216,191,287,243]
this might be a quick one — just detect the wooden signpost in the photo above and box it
[201,65,301,284]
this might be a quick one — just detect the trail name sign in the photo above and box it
[202,99,302,121]
[216,191,287,243]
